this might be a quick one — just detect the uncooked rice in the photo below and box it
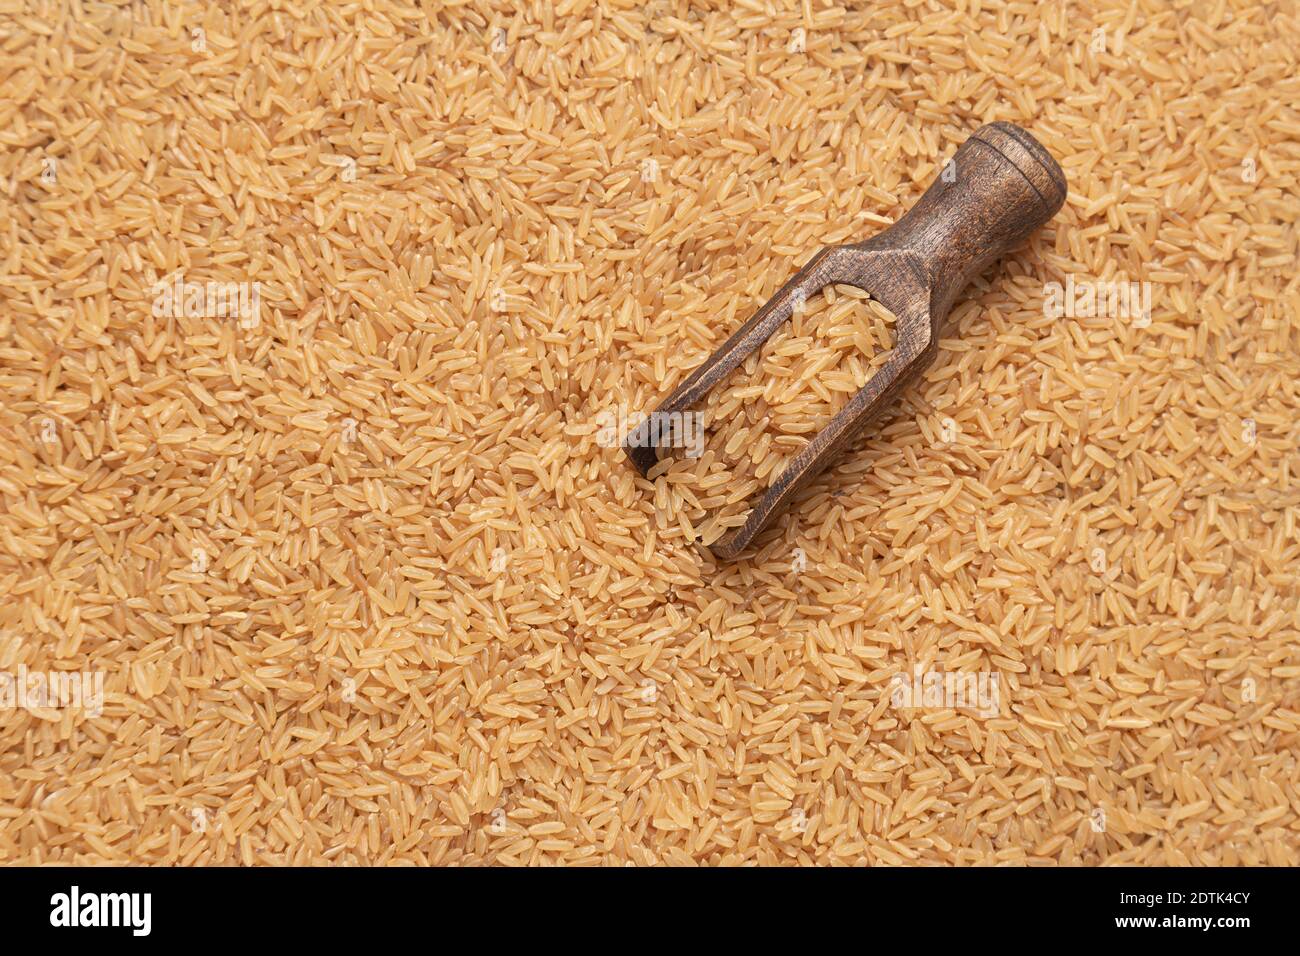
[654,284,897,545]
[0,0,1297,865]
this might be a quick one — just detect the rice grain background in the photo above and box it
[0,0,1298,865]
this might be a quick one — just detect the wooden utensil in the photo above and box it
[624,121,1067,559]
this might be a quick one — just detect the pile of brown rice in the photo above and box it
[0,0,1297,865]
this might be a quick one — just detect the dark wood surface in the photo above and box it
[624,121,1068,560]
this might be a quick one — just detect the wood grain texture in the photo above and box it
[624,121,1068,559]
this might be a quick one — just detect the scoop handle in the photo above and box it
[864,122,1067,325]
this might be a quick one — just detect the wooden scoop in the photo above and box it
[624,121,1067,559]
